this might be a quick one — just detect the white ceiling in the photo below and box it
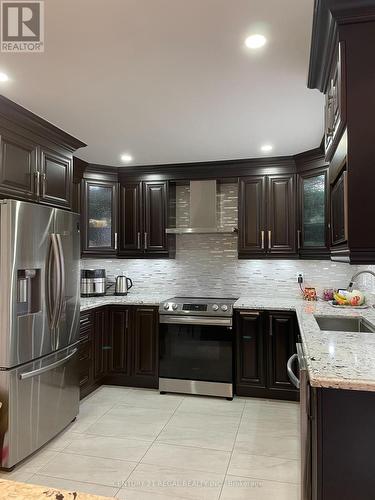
[0,0,323,166]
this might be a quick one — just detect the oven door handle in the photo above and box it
[159,315,232,327]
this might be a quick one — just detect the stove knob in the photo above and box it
[163,303,170,310]
[172,303,178,310]
[221,304,228,312]
[212,304,219,311]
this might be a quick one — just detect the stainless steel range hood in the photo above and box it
[166,180,236,234]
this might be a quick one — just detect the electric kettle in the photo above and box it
[115,274,133,296]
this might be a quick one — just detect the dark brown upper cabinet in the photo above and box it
[330,168,347,248]
[119,181,142,254]
[0,129,38,201]
[118,180,169,257]
[39,146,72,208]
[298,167,329,259]
[79,168,172,259]
[81,178,118,257]
[324,42,346,162]
[309,5,375,263]
[143,181,168,253]
[267,174,296,254]
[238,176,266,255]
[0,95,85,209]
[239,174,296,258]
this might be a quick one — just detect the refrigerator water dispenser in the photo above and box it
[16,269,41,316]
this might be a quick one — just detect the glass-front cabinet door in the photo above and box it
[298,169,329,258]
[82,179,118,255]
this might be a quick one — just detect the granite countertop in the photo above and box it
[235,297,375,392]
[80,293,375,393]
[80,294,164,311]
[0,479,114,499]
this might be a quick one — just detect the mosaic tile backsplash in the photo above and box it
[82,182,374,298]
[82,253,356,299]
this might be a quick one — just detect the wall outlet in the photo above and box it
[296,272,304,284]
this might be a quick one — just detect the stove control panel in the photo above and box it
[159,298,237,317]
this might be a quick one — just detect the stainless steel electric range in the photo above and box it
[159,296,237,399]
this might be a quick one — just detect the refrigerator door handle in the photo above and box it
[47,234,61,332]
[55,233,66,326]
[18,348,78,380]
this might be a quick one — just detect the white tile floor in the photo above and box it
[0,386,301,499]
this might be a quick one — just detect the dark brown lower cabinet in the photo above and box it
[79,305,159,399]
[107,307,131,376]
[267,312,298,399]
[93,307,109,381]
[79,311,98,399]
[104,306,158,388]
[236,311,267,391]
[311,387,375,500]
[132,307,159,386]
[235,310,299,401]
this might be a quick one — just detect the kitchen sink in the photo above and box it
[314,316,375,333]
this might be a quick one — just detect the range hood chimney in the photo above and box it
[166,179,236,234]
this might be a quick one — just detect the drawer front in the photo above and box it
[79,336,93,388]
[80,311,94,338]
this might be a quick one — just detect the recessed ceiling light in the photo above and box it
[120,153,133,163]
[260,144,273,153]
[245,34,267,49]
[0,72,9,82]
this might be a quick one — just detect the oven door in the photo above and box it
[159,315,233,383]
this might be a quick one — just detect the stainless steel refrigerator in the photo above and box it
[0,199,80,469]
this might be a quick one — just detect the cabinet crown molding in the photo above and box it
[0,95,86,152]
[308,0,375,92]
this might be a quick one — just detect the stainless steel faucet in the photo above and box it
[347,270,375,291]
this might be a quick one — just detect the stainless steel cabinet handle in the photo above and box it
[326,85,335,137]
[114,232,118,250]
[269,315,273,336]
[19,348,77,380]
[287,353,300,389]
[137,232,141,249]
[239,311,259,316]
[326,127,334,138]
[144,232,148,250]
[268,230,272,250]
[125,309,129,329]
[297,230,301,250]
[35,171,40,197]
[41,173,46,197]
[261,231,265,250]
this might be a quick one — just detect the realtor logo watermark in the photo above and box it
[1,1,44,52]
